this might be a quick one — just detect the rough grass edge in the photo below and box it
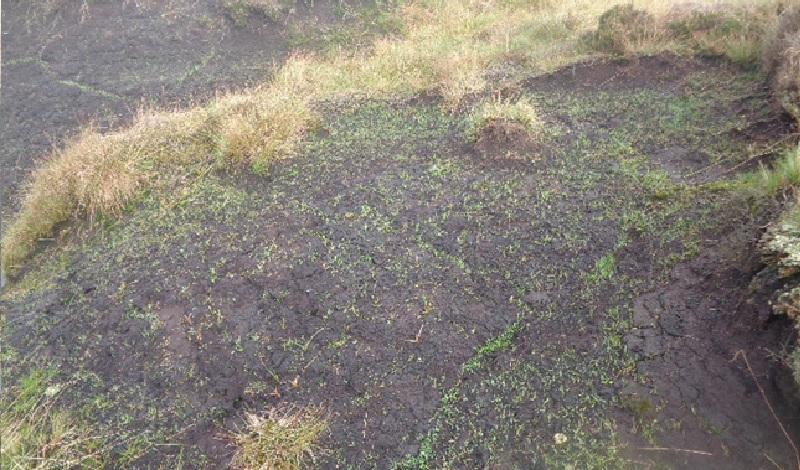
[0,88,318,279]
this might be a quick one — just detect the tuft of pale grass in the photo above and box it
[211,85,319,171]
[466,96,541,140]
[1,369,104,469]
[228,404,328,470]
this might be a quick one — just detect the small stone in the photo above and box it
[554,433,568,445]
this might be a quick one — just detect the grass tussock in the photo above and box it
[1,369,104,469]
[228,404,328,470]
[1,0,786,277]
[591,2,777,65]
[1,86,318,273]
[466,96,541,140]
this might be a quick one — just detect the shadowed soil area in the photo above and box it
[3,51,800,468]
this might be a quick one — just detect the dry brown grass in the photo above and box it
[210,85,319,169]
[1,0,785,278]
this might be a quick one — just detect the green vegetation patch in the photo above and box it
[1,368,105,469]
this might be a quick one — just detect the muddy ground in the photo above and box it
[3,2,800,470]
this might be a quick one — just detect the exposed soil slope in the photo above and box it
[3,52,799,469]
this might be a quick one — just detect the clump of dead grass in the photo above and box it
[228,404,328,470]
[210,85,319,171]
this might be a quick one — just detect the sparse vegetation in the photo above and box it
[220,0,289,26]
[463,320,522,372]
[4,0,800,468]
[588,252,616,283]
[227,405,328,470]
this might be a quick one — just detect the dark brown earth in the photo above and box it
[1,0,292,213]
[2,0,375,213]
[3,2,800,469]
[615,231,800,469]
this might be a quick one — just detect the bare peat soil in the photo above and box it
[2,15,799,470]
[1,0,290,214]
